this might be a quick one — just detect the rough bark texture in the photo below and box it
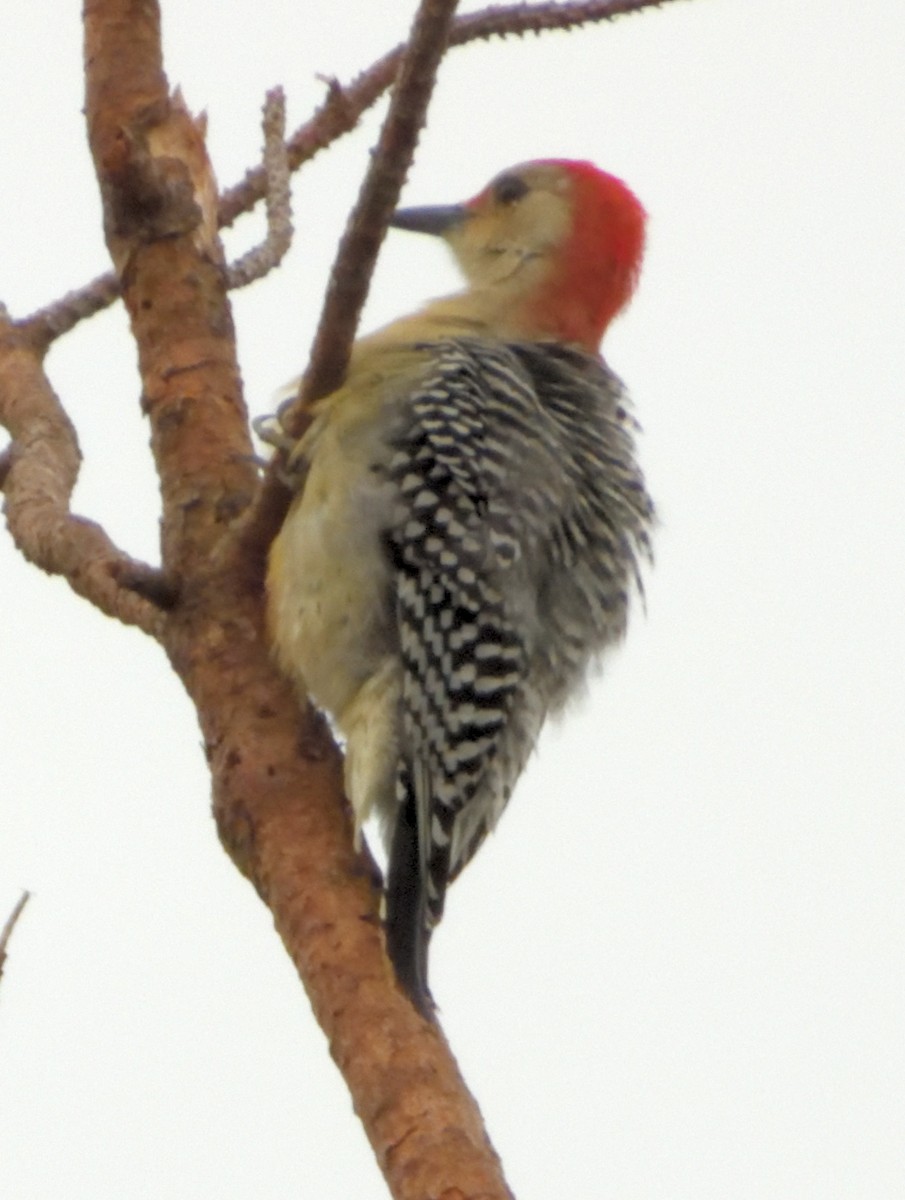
[78,2,513,1197]
[0,315,164,633]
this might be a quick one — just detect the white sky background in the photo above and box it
[1,1,903,1196]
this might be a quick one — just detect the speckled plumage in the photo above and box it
[266,160,652,1011]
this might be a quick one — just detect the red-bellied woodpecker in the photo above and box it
[266,159,653,1013]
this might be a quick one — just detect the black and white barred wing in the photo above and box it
[383,340,537,999]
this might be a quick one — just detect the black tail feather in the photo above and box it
[385,791,435,1016]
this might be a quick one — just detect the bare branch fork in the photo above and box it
[0,2,688,1197]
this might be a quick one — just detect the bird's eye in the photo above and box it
[493,174,529,205]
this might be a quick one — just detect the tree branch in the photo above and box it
[235,0,465,564]
[80,3,513,1197]
[0,317,167,635]
[220,0,682,228]
[0,892,30,992]
[225,87,294,290]
[83,3,255,578]
[298,0,460,413]
[21,0,683,348]
[25,274,121,351]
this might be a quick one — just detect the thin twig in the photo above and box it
[0,891,30,988]
[25,274,121,351]
[220,0,679,227]
[226,87,293,289]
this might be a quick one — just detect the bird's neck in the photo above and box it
[359,260,603,355]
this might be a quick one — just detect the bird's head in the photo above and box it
[390,159,646,351]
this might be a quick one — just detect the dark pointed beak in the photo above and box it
[389,204,469,236]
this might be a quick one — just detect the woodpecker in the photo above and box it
[266,159,653,1013]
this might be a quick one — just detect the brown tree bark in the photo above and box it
[80,2,514,1196]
